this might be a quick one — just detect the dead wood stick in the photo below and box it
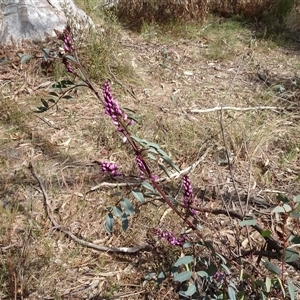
[29,162,152,254]
[189,106,280,113]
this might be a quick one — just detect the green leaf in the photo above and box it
[65,55,77,63]
[62,95,73,100]
[43,48,50,60]
[49,92,59,97]
[272,206,286,213]
[41,99,49,108]
[289,235,300,244]
[179,284,196,297]
[216,253,227,265]
[174,255,194,267]
[105,213,114,233]
[35,106,48,113]
[261,229,272,238]
[276,194,290,203]
[239,219,257,226]
[221,264,231,275]
[282,248,299,263]
[20,54,33,64]
[288,280,295,300]
[228,283,237,300]
[158,162,171,177]
[147,153,156,160]
[121,213,129,231]
[265,277,271,292]
[112,206,122,217]
[277,277,286,298]
[144,273,156,281]
[166,195,178,206]
[162,155,180,172]
[48,98,56,103]
[121,198,135,215]
[147,148,159,154]
[197,271,209,278]
[206,264,218,277]
[141,181,156,193]
[174,271,192,283]
[157,271,165,285]
[132,189,145,204]
[294,194,300,203]
[264,260,281,275]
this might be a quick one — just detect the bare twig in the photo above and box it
[29,161,152,254]
[189,106,280,113]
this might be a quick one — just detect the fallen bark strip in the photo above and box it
[29,162,152,254]
[189,106,281,113]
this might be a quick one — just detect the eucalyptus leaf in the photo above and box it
[62,95,73,100]
[162,155,180,172]
[158,163,171,177]
[264,260,281,275]
[197,271,209,278]
[179,284,197,297]
[65,55,77,63]
[21,54,33,64]
[282,248,299,263]
[228,284,237,300]
[112,206,122,217]
[121,213,129,231]
[49,91,59,97]
[288,280,295,300]
[41,99,49,108]
[289,235,300,244]
[105,213,114,233]
[132,189,145,204]
[121,198,135,215]
[265,277,271,292]
[174,255,194,267]
[157,271,165,285]
[147,153,156,160]
[141,181,156,192]
[239,219,257,226]
[174,271,192,283]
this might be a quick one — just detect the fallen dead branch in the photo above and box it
[189,106,281,113]
[29,161,152,254]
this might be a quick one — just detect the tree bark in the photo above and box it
[0,0,93,46]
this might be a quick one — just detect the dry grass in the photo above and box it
[1,2,300,299]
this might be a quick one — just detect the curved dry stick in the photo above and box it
[29,162,152,254]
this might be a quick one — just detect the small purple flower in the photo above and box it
[99,161,121,177]
[213,271,226,284]
[183,175,197,215]
[154,229,187,247]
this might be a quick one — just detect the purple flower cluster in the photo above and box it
[136,156,147,177]
[154,229,187,247]
[62,56,75,74]
[103,82,133,131]
[99,161,121,176]
[183,175,197,215]
[55,25,75,54]
[183,175,193,207]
